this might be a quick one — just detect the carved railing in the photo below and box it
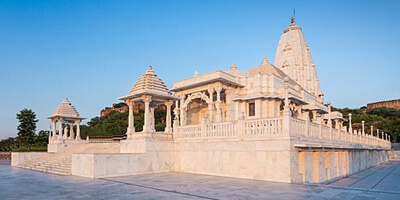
[289,117,391,149]
[244,118,282,136]
[175,116,391,149]
[206,121,238,138]
[176,125,202,139]
[175,118,282,139]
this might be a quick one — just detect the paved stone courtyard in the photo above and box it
[1,161,400,200]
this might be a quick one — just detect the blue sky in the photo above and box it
[1,0,399,139]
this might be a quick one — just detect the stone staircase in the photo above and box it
[17,143,120,175]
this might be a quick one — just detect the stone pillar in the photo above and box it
[362,121,365,136]
[75,120,81,140]
[165,100,173,133]
[225,89,231,121]
[142,95,152,132]
[327,102,332,127]
[150,107,155,132]
[174,99,180,124]
[52,120,56,139]
[371,126,373,137]
[69,123,75,140]
[63,126,68,139]
[282,77,290,136]
[215,86,222,122]
[180,96,185,126]
[208,88,214,123]
[58,119,63,140]
[348,113,352,133]
[312,110,318,123]
[126,100,135,138]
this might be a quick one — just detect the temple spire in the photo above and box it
[291,9,295,25]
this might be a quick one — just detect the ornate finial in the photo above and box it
[230,62,237,69]
[291,9,295,25]
[261,56,268,65]
[148,65,152,70]
[194,70,198,77]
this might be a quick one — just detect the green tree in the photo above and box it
[0,137,15,151]
[36,130,50,146]
[367,107,400,120]
[16,109,38,150]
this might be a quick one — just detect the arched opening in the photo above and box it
[187,98,208,125]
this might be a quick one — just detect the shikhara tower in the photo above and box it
[275,16,322,97]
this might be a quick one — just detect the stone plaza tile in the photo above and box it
[2,161,400,200]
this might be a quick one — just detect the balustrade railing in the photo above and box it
[289,117,391,149]
[206,121,238,138]
[244,118,282,136]
[176,125,201,138]
[175,116,390,149]
[175,118,282,139]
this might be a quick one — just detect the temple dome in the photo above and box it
[119,66,177,101]
[47,98,84,119]
[128,66,169,97]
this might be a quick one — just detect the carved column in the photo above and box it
[58,118,63,140]
[327,102,332,127]
[142,95,152,132]
[63,126,68,139]
[75,120,81,140]
[126,99,135,138]
[174,100,180,125]
[208,88,214,123]
[312,110,318,123]
[225,89,231,121]
[150,107,155,132]
[180,96,185,126]
[52,119,56,139]
[69,122,75,140]
[282,77,290,136]
[348,113,353,133]
[215,86,222,122]
[165,100,173,133]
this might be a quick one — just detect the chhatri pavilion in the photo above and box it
[12,17,391,184]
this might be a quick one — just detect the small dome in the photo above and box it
[249,57,287,78]
[128,66,169,96]
[47,98,84,119]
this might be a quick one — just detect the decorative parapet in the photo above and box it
[175,118,283,140]
[174,116,390,150]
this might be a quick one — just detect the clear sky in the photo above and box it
[1,0,399,139]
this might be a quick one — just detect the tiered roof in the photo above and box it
[119,66,177,101]
[47,98,85,120]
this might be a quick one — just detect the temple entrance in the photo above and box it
[187,98,208,125]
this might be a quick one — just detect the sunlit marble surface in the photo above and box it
[2,161,400,200]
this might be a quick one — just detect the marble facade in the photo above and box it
[13,17,392,184]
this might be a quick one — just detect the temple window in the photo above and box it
[249,102,255,117]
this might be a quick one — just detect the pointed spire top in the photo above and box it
[230,62,237,69]
[145,65,155,75]
[261,56,268,65]
[193,70,198,77]
[291,9,295,25]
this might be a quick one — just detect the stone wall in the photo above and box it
[11,152,47,166]
[367,99,400,110]
[174,138,292,182]
[291,149,388,184]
